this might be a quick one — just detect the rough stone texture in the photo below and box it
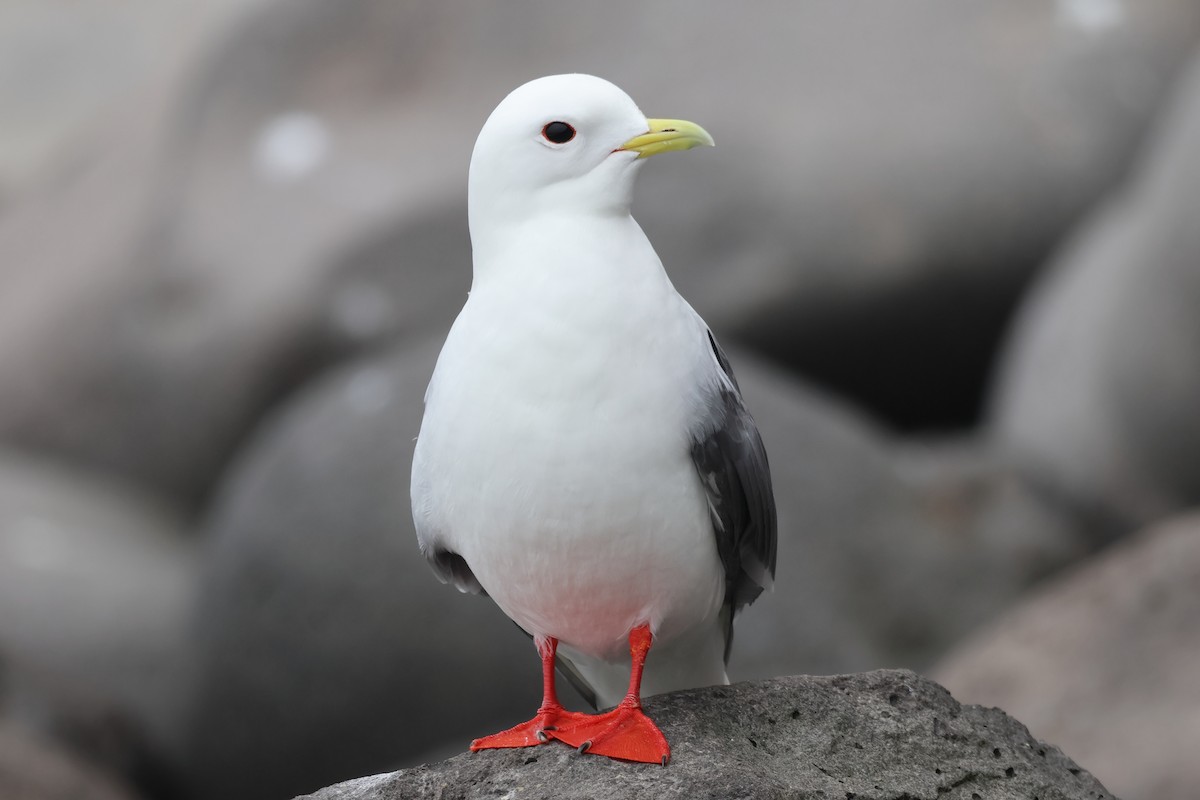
[0,720,138,800]
[297,671,1113,800]
[3,0,1200,506]
[933,513,1200,800]
[988,48,1200,532]
[180,338,1088,800]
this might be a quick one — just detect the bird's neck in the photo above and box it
[469,211,657,292]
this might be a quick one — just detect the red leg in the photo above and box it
[470,636,592,750]
[552,625,671,765]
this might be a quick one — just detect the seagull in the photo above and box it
[410,73,776,766]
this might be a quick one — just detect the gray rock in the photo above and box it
[933,512,1200,800]
[988,49,1200,532]
[886,440,1092,649]
[296,670,1113,800]
[0,0,244,206]
[0,0,270,508]
[730,366,1088,680]
[5,0,1200,506]
[0,719,138,800]
[0,450,196,754]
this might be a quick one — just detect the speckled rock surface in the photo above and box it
[297,670,1113,800]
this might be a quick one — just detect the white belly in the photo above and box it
[460,416,722,660]
[412,270,725,662]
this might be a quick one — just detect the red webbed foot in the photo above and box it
[470,703,594,750]
[552,699,670,765]
[551,624,670,764]
[473,635,593,751]
[472,626,671,763]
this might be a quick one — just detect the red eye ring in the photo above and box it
[542,121,576,144]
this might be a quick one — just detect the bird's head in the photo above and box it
[467,74,714,248]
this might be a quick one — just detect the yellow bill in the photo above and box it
[619,118,715,159]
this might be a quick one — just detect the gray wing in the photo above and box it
[691,330,778,659]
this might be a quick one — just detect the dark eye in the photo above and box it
[541,121,576,144]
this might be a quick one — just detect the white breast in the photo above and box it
[411,215,725,662]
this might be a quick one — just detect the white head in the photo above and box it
[467,74,713,253]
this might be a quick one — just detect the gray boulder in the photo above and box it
[0,0,271,507]
[0,450,196,755]
[0,719,137,800]
[0,0,241,206]
[933,512,1200,800]
[729,365,1087,680]
[297,670,1113,800]
[988,49,1200,532]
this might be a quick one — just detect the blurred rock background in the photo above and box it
[1,1,1198,799]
